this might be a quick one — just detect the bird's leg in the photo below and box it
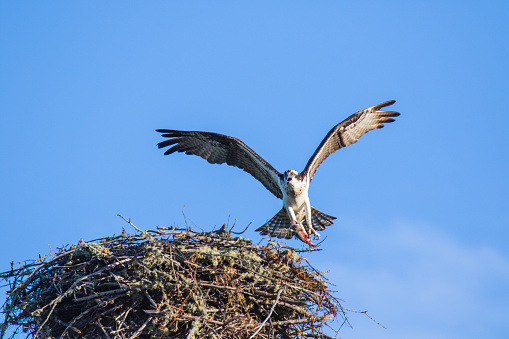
[305,200,320,239]
[287,206,318,247]
[311,228,320,239]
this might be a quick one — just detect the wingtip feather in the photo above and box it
[157,138,179,149]
[374,100,397,110]
[163,147,178,155]
[379,117,396,123]
[384,111,400,117]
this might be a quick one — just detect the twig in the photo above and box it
[249,289,283,339]
[271,314,334,325]
[230,219,254,235]
[342,308,386,329]
[128,317,151,339]
[182,205,189,229]
[144,290,159,310]
[73,286,138,302]
[97,320,112,339]
[114,305,135,334]
[186,320,200,339]
[54,317,81,336]
[117,214,144,233]
[33,300,58,337]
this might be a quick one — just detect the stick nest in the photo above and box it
[1,226,344,338]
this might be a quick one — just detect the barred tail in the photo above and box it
[256,207,336,239]
[302,207,336,231]
[255,208,293,239]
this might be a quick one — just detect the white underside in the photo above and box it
[283,192,309,222]
[280,174,319,238]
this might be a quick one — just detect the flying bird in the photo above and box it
[156,100,399,247]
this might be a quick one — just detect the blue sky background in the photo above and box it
[1,1,508,338]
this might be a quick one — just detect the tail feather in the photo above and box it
[302,207,336,231]
[255,208,293,239]
[256,207,336,239]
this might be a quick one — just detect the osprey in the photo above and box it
[157,100,399,247]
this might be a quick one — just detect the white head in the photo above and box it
[283,170,305,196]
[283,170,299,183]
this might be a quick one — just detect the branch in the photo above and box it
[128,317,151,339]
[249,289,282,339]
[117,214,144,233]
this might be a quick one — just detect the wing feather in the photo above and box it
[302,100,400,180]
[156,129,283,198]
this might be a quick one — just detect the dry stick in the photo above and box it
[114,306,135,334]
[144,290,159,310]
[230,219,254,235]
[97,320,112,339]
[363,311,387,329]
[249,289,283,339]
[54,317,81,335]
[117,214,144,233]
[72,286,138,302]
[182,205,189,229]
[186,320,200,339]
[33,301,58,338]
[271,314,334,325]
[128,317,152,339]
[176,313,224,326]
[342,308,386,329]
[58,302,107,339]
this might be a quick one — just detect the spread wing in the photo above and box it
[156,129,283,199]
[302,100,400,180]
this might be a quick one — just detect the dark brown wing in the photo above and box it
[156,129,283,199]
[302,100,400,180]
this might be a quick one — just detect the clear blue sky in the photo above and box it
[1,1,508,338]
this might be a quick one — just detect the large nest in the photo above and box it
[1,220,346,338]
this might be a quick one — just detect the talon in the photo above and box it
[306,239,319,248]
[292,221,318,247]
[301,233,318,248]
[308,227,320,239]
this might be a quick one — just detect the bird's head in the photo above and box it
[284,170,299,184]
[283,170,306,197]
